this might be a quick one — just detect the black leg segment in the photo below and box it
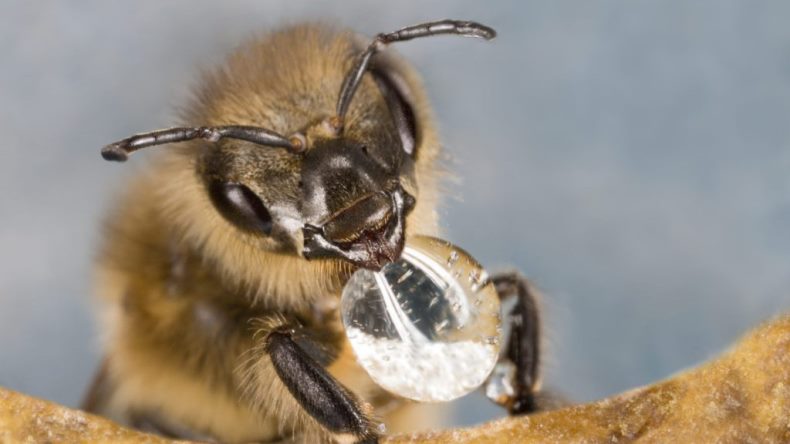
[265,327,379,444]
[492,272,542,415]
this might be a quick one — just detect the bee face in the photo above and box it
[197,46,423,270]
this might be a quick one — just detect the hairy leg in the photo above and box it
[239,317,380,444]
[491,272,542,415]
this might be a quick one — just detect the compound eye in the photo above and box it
[372,67,418,157]
[208,182,273,235]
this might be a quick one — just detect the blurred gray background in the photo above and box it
[2,0,789,428]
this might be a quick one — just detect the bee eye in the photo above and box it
[208,182,273,235]
[372,67,418,157]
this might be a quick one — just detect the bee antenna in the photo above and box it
[100,126,297,162]
[333,19,496,131]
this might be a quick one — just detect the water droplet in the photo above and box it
[341,235,501,402]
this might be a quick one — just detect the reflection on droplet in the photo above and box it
[341,235,501,402]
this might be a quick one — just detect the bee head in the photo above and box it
[197,54,422,270]
[101,20,494,271]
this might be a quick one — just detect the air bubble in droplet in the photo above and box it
[447,250,459,267]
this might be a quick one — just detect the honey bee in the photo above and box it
[84,19,543,443]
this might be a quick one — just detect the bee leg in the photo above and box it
[490,272,542,415]
[265,326,379,444]
[82,358,114,414]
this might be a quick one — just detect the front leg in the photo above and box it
[490,272,542,415]
[246,320,380,444]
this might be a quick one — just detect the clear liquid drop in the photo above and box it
[341,236,501,402]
